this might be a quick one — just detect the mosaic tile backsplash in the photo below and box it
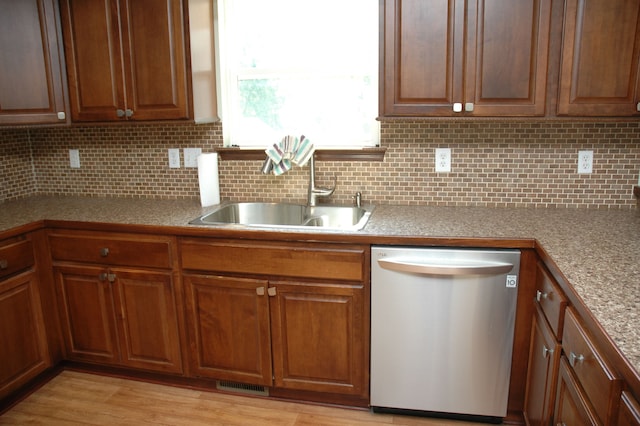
[2,120,639,208]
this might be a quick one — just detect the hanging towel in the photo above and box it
[292,135,314,167]
[264,135,315,175]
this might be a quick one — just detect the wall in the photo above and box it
[2,120,639,208]
[1,128,36,201]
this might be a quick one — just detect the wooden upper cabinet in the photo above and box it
[381,0,552,116]
[59,0,190,122]
[0,0,67,125]
[558,0,640,116]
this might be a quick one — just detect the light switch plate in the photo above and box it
[184,148,202,168]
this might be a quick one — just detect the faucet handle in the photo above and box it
[352,192,362,207]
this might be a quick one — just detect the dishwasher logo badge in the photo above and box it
[506,275,518,288]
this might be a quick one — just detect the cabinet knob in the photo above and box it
[569,351,585,367]
[464,102,474,112]
[636,101,640,112]
[453,103,463,113]
[100,247,109,257]
[0,259,8,270]
[99,272,108,281]
[256,287,265,296]
[267,287,277,297]
[536,290,548,302]
[116,109,126,118]
[125,109,133,117]
[107,273,116,283]
[57,111,66,120]
[542,345,554,358]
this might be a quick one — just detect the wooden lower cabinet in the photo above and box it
[180,238,369,402]
[618,391,640,426]
[523,305,561,426]
[554,357,599,425]
[270,280,366,396]
[0,270,50,400]
[184,274,368,398]
[183,274,272,385]
[54,264,183,374]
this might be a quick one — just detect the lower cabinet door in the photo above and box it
[183,274,272,385]
[269,281,367,397]
[554,357,599,425]
[0,271,50,399]
[523,306,561,426]
[54,265,119,364]
[111,268,183,374]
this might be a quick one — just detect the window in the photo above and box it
[216,0,379,148]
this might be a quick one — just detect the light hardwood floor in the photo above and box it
[0,371,485,425]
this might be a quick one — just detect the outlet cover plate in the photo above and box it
[435,148,451,172]
[69,149,80,168]
[578,150,593,174]
[184,148,202,168]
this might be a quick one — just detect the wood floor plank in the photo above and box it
[0,371,484,425]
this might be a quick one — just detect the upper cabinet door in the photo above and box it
[465,0,552,116]
[60,0,125,121]
[119,0,189,121]
[0,0,67,125]
[382,0,464,116]
[60,0,190,122]
[381,0,552,117]
[558,0,640,116]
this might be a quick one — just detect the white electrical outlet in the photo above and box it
[435,148,451,172]
[168,148,181,168]
[69,149,80,168]
[183,148,202,168]
[577,150,593,174]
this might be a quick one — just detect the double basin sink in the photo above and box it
[190,202,373,231]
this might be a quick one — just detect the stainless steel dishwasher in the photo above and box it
[370,246,521,423]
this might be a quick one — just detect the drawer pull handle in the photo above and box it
[0,259,7,270]
[542,345,554,358]
[256,287,265,296]
[569,351,585,367]
[100,248,109,257]
[536,290,548,302]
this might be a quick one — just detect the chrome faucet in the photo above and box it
[308,156,336,206]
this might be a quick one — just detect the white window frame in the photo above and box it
[215,0,379,149]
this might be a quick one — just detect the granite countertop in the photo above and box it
[1,196,638,374]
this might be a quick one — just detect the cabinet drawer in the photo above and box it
[180,239,366,282]
[536,262,568,338]
[0,240,34,279]
[562,307,622,424]
[49,231,172,269]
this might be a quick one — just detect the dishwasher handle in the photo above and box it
[377,257,514,276]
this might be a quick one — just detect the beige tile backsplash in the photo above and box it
[2,119,639,208]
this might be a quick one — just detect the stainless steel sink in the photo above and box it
[190,202,373,231]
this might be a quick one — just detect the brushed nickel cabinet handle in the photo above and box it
[569,351,585,367]
[267,287,276,297]
[256,287,265,296]
[536,290,548,302]
[542,345,554,358]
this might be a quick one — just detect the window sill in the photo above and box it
[215,147,386,162]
